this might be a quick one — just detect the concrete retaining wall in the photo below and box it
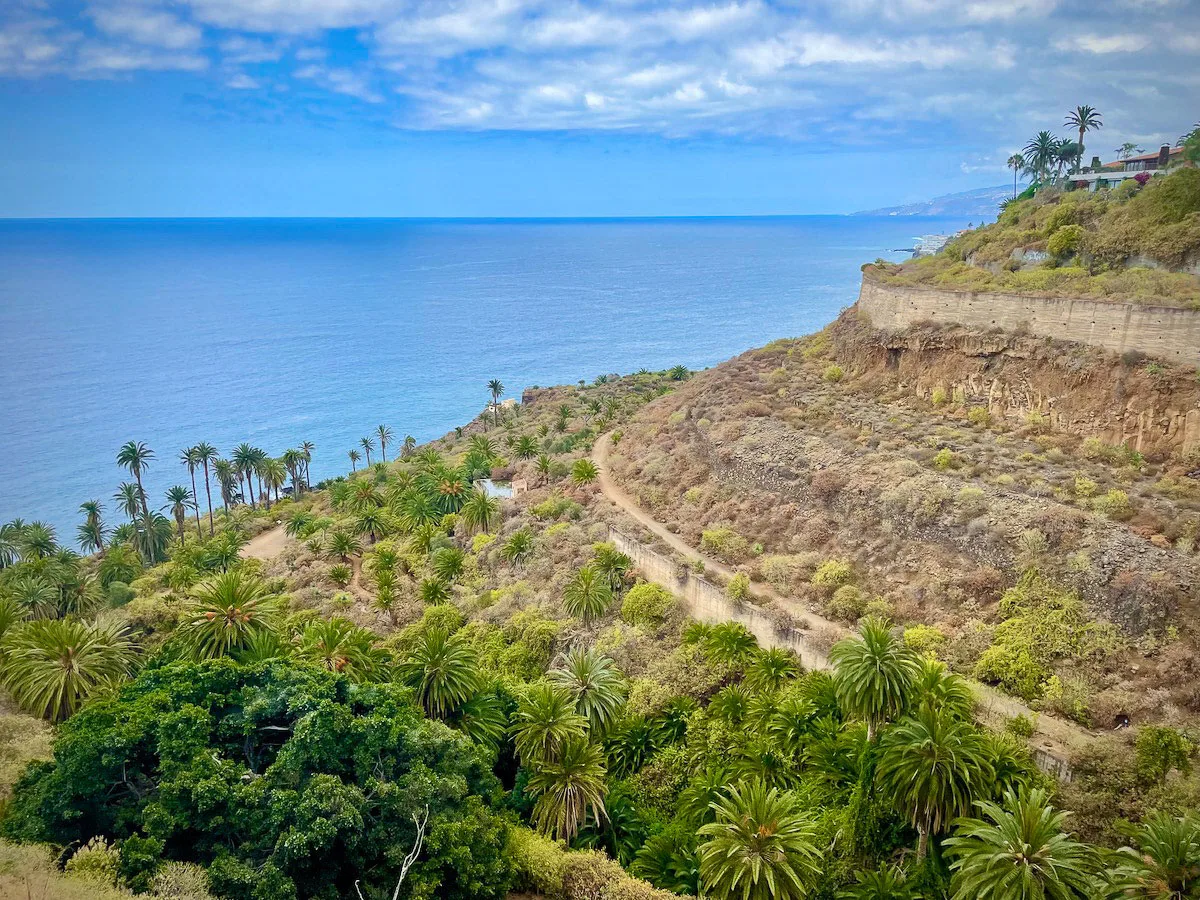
[858,275,1200,367]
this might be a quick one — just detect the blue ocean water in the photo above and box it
[0,216,970,541]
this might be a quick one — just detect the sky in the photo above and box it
[0,0,1196,216]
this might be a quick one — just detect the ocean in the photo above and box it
[0,216,971,541]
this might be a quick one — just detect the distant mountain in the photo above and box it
[854,184,1025,218]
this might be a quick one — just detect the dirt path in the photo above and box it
[593,434,1088,763]
[242,526,290,560]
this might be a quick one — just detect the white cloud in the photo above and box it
[226,71,259,88]
[295,64,382,102]
[89,5,202,49]
[1054,33,1151,54]
[219,35,282,63]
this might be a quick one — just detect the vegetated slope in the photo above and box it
[871,166,1200,305]
[609,325,1200,735]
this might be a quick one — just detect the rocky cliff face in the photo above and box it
[832,312,1200,460]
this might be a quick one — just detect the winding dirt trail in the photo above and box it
[241,526,289,561]
[592,434,1090,763]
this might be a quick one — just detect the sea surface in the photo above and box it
[0,216,972,541]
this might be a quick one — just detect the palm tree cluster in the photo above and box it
[1009,105,1103,187]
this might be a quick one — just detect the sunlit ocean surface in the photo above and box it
[0,215,971,539]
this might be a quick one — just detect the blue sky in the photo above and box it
[1,0,1196,216]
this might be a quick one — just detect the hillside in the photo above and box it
[872,167,1200,305]
[854,183,1025,218]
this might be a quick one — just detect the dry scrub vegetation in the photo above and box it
[609,322,1200,734]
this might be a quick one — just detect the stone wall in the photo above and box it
[858,275,1200,367]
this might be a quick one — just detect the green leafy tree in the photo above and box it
[548,646,626,734]
[877,707,994,859]
[398,627,479,718]
[176,570,279,660]
[1023,131,1059,183]
[348,448,361,472]
[376,424,393,462]
[1007,153,1025,198]
[945,788,1094,900]
[76,500,107,554]
[488,379,505,426]
[563,565,613,626]
[698,780,822,900]
[527,734,607,843]
[0,618,135,722]
[163,485,195,546]
[830,616,920,740]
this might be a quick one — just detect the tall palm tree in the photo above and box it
[563,565,613,626]
[460,489,498,535]
[76,500,106,554]
[402,435,417,457]
[698,780,822,900]
[1064,105,1102,172]
[0,520,24,568]
[359,436,374,466]
[181,447,204,538]
[212,459,238,513]
[348,448,361,472]
[513,682,588,764]
[231,443,258,509]
[945,788,1094,900]
[260,458,287,508]
[397,627,479,718]
[19,522,58,560]
[376,425,393,462]
[830,616,920,741]
[282,448,304,497]
[548,646,627,734]
[193,442,218,536]
[747,647,802,693]
[1110,811,1200,898]
[113,482,143,523]
[528,735,608,843]
[163,486,195,545]
[133,511,174,565]
[299,441,315,487]
[1055,139,1081,178]
[488,379,505,426]
[877,707,994,859]
[1023,131,1059,184]
[295,618,383,681]
[1007,153,1025,198]
[177,570,279,660]
[0,618,136,722]
[116,441,154,520]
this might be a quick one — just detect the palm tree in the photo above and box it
[177,570,279,660]
[877,707,994,859]
[548,646,627,734]
[113,482,143,523]
[212,459,238,513]
[698,780,822,900]
[460,489,498,535]
[514,435,538,459]
[913,658,975,720]
[359,436,374,466]
[299,440,315,486]
[571,459,599,486]
[702,622,760,669]
[376,425,393,462]
[76,501,106,554]
[1007,153,1025,198]
[348,448,361,472]
[591,543,631,593]
[945,788,1094,900]
[402,435,417,457]
[528,735,608,842]
[1110,811,1200,898]
[232,443,258,509]
[563,565,612,626]
[0,520,24,568]
[1064,105,1102,172]
[8,574,59,618]
[181,447,204,538]
[327,529,361,562]
[163,486,195,546]
[397,627,479,718]
[116,441,154,520]
[1115,141,1143,161]
[0,618,136,722]
[668,365,689,381]
[747,647,802,693]
[193,442,218,535]
[830,616,920,741]
[513,682,587,764]
[295,618,383,681]
[488,379,505,426]
[261,457,287,507]
[1055,139,1081,178]
[1023,131,1059,184]
[535,454,553,484]
[282,448,304,497]
[134,511,175,565]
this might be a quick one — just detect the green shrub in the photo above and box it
[106,581,135,608]
[1134,726,1194,784]
[931,386,948,406]
[827,585,865,620]
[726,573,751,601]
[1093,489,1133,520]
[700,526,750,562]
[903,624,946,656]
[1047,224,1085,258]
[1005,713,1036,738]
[508,827,568,897]
[621,583,676,627]
[967,406,991,426]
[64,837,120,887]
[933,448,957,470]
[532,492,583,521]
[811,559,853,588]
[822,364,844,383]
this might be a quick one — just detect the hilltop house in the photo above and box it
[1070,143,1186,191]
